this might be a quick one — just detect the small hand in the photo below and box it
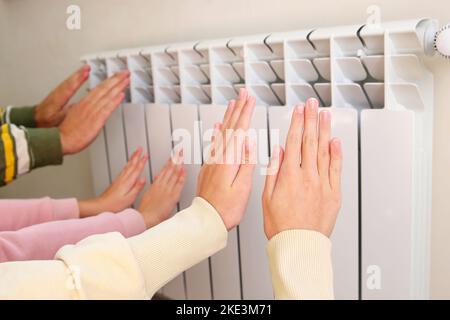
[262,98,343,240]
[79,147,147,218]
[58,71,130,155]
[35,65,90,128]
[197,88,256,230]
[137,151,186,229]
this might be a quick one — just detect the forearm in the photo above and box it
[128,197,228,295]
[0,209,146,262]
[0,197,227,299]
[0,197,79,231]
[266,230,334,300]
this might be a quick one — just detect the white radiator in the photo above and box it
[82,18,445,299]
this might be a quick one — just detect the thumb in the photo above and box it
[127,178,146,200]
[48,65,91,109]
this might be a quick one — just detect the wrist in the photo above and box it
[137,208,155,229]
[34,104,43,127]
[59,130,72,155]
[78,198,102,218]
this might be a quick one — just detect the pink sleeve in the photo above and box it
[0,209,146,262]
[0,197,79,231]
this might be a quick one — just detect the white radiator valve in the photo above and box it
[434,24,450,59]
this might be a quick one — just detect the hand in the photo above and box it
[197,88,256,230]
[262,98,343,240]
[35,65,90,127]
[79,147,148,218]
[58,70,130,155]
[137,151,186,229]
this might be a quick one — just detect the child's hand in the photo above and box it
[59,71,130,155]
[196,89,256,230]
[137,151,186,228]
[79,148,148,218]
[262,98,343,240]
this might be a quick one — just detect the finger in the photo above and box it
[301,98,319,173]
[225,88,248,130]
[126,154,149,189]
[121,147,143,178]
[97,92,125,122]
[234,137,256,187]
[168,163,184,188]
[318,110,332,182]
[220,100,236,148]
[171,147,184,166]
[46,65,91,108]
[174,167,187,194]
[96,77,130,111]
[224,128,246,170]
[87,71,130,104]
[221,100,235,129]
[263,145,284,200]
[209,122,223,161]
[284,104,304,167]
[64,65,91,95]
[329,138,342,192]
[235,95,256,131]
[211,122,221,143]
[127,178,146,199]
[158,158,175,184]
[168,150,184,186]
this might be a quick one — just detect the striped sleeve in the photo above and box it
[0,105,36,127]
[0,124,63,186]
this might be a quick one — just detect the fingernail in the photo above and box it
[307,98,318,110]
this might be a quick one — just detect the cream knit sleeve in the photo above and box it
[266,229,334,300]
[0,197,228,299]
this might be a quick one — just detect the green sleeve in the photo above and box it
[0,105,37,127]
[25,127,63,169]
[0,124,63,187]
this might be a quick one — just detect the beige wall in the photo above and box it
[0,0,449,298]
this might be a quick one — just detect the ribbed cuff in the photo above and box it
[116,209,147,238]
[25,127,63,169]
[51,198,80,220]
[128,196,228,296]
[267,229,334,300]
[9,106,36,127]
